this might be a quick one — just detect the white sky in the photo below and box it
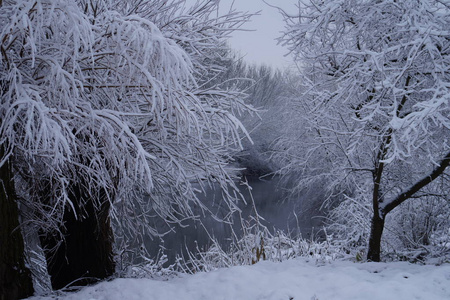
[186,0,297,69]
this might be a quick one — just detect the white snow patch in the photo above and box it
[29,258,450,300]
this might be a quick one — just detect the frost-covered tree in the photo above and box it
[0,0,251,293]
[203,58,299,176]
[238,66,299,176]
[277,0,449,261]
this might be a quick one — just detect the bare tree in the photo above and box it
[0,0,251,293]
[277,0,449,261]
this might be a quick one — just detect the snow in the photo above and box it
[29,258,450,300]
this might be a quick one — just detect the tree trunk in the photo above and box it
[0,155,34,300]
[40,184,115,290]
[367,214,385,262]
[366,151,450,262]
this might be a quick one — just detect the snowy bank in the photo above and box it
[29,258,450,300]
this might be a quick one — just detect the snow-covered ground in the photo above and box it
[29,258,450,300]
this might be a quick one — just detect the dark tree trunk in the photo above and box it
[40,184,115,290]
[367,215,385,262]
[366,151,450,262]
[0,154,34,300]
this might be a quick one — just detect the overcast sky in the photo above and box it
[186,0,297,69]
[219,0,296,68]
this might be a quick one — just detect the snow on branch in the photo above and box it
[1,0,252,240]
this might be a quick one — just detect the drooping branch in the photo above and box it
[381,151,450,216]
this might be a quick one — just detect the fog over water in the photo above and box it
[145,176,326,264]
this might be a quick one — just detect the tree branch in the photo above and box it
[381,151,450,216]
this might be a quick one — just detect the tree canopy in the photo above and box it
[0,0,253,294]
[276,0,449,260]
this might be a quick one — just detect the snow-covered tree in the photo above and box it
[0,0,251,293]
[277,0,449,261]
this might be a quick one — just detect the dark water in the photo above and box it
[144,176,325,264]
